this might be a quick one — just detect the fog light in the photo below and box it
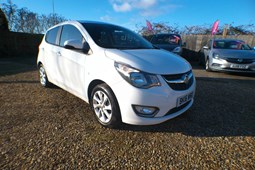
[132,105,159,117]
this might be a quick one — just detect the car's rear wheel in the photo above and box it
[90,83,121,128]
[205,57,211,72]
[39,64,51,87]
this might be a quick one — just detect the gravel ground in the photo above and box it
[0,57,255,169]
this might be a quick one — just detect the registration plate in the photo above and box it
[230,64,248,69]
[177,92,193,107]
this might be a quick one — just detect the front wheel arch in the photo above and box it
[89,83,122,128]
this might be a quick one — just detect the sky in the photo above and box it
[1,0,255,31]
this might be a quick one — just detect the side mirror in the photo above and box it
[182,42,186,47]
[203,46,209,50]
[82,42,91,54]
[64,39,83,50]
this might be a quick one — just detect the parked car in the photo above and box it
[37,21,196,128]
[200,39,255,72]
[150,34,184,56]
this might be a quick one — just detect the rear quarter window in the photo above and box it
[45,26,60,45]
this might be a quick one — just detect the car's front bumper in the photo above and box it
[111,74,196,125]
[210,58,255,73]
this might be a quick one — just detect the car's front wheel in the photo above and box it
[205,57,211,72]
[198,51,206,66]
[38,64,51,87]
[90,83,121,128]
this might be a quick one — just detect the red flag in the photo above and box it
[146,20,153,31]
[211,20,219,35]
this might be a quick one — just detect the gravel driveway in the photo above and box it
[0,57,255,169]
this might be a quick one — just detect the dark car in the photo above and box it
[150,34,183,55]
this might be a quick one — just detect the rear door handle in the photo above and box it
[57,51,61,56]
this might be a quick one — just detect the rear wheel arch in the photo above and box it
[37,62,43,68]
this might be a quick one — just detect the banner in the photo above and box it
[211,20,219,35]
[146,20,153,31]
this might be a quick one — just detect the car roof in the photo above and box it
[77,20,126,28]
[78,20,110,25]
[47,20,120,32]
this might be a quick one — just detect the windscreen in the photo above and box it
[151,34,181,45]
[82,23,154,50]
[213,40,252,50]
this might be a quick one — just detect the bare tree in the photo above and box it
[1,0,17,30]
[228,24,255,35]
[0,7,9,30]
[38,13,66,33]
[182,25,211,35]
[14,7,27,32]
[138,21,180,36]
[1,1,66,34]
[14,8,40,33]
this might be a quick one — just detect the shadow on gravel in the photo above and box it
[118,77,255,137]
[0,80,38,84]
[0,57,37,76]
[193,63,255,78]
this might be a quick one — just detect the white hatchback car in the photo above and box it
[37,21,196,127]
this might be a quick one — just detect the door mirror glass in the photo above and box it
[64,39,83,50]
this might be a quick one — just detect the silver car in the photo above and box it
[201,39,255,73]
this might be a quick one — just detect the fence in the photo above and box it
[182,34,255,52]
[1,31,254,60]
[0,30,43,57]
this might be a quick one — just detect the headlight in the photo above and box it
[173,47,181,53]
[114,62,161,88]
[212,53,220,59]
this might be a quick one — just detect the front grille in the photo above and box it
[161,70,194,91]
[165,100,191,116]
[226,58,254,64]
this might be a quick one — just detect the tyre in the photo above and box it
[38,64,52,87]
[205,57,211,72]
[90,83,121,128]
[198,51,205,66]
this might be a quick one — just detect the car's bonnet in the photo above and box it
[105,49,191,75]
[213,49,255,59]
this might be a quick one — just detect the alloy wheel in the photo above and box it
[92,90,113,124]
[39,66,47,86]
[206,59,209,70]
